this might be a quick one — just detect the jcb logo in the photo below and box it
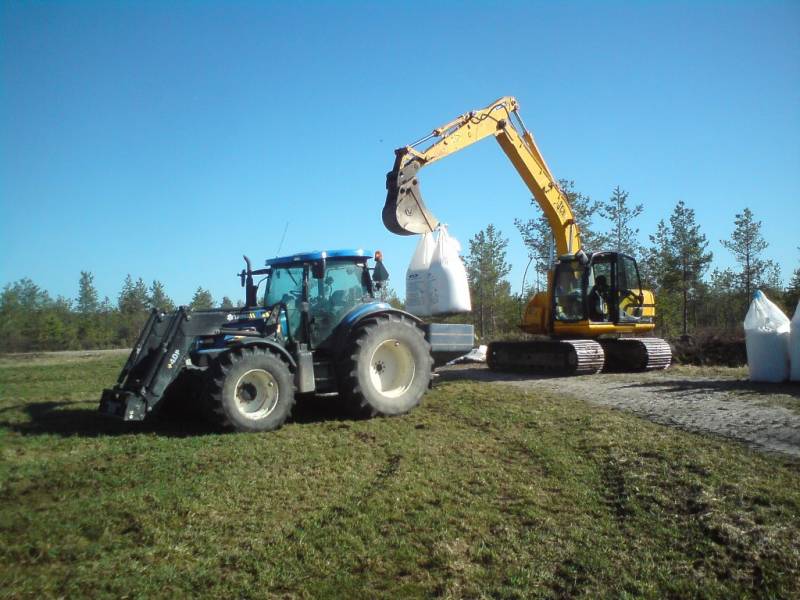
[166,349,180,369]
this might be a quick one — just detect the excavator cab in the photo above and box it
[551,252,650,327]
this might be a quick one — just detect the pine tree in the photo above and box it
[720,208,778,301]
[148,280,175,312]
[465,224,512,339]
[599,186,644,258]
[220,296,235,309]
[515,180,606,288]
[190,287,214,310]
[645,201,712,336]
[76,271,99,314]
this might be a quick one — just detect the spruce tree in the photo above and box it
[76,271,99,314]
[148,280,175,312]
[190,287,214,310]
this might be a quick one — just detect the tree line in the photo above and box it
[0,273,235,353]
[465,181,799,341]
[2,184,798,352]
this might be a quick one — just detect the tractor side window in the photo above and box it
[618,255,643,322]
[264,267,304,336]
[553,262,586,321]
[307,262,369,346]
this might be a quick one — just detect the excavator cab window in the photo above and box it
[585,253,644,324]
[553,261,586,322]
[588,261,612,322]
[617,254,644,323]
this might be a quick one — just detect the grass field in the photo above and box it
[1,353,799,599]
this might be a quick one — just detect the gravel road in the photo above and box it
[438,364,800,458]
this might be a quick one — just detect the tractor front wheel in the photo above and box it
[340,315,432,417]
[205,347,295,432]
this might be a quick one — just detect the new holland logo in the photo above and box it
[166,349,181,369]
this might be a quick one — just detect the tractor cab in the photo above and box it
[240,249,389,349]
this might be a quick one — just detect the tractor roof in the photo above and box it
[265,249,373,267]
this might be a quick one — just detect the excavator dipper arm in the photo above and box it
[382,96,582,258]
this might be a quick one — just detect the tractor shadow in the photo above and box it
[1,394,359,438]
[0,399,218,438]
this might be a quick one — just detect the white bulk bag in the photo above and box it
[428,224,472,315]
[405,231,435,316]
[744,290,790,382]
[791,300,800,382]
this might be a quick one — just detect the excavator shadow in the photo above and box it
[434,364,566,384]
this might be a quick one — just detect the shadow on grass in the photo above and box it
[1,394,357,438]
[622,379,800,399]
[0,399,218,438]
[435,364,564,384]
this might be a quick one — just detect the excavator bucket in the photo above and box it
[382,156,440,235]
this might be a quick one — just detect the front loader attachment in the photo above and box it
[99,307,230,420]
[382,154,440,235]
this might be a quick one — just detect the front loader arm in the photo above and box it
[382,96,582,258]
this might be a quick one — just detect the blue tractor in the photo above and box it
[100,250,473,432]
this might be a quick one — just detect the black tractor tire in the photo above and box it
[339,315,432,418]
[205,347,295,432]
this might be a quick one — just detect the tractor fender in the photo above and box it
[223,339,298,371]
[331,302,425,353]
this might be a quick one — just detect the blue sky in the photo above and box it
[2,1,798,306]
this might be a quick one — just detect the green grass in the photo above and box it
[1,354,799,599]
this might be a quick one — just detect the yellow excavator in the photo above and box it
[382,96,671,374]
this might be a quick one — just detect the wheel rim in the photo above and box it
[369,339,416,399]
[233,368,279,419]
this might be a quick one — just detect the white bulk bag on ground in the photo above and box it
[744,290,790,382]
[405,231,435,316]
[428,225,472,316]
[791,301,800,382]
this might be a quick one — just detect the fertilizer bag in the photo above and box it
[405,231,435,316]
[791,301,800,382]
[428,225,471,315]
[744,290,790,382]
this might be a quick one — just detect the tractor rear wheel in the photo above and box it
[205,347,295,432]
[340,315,432,417]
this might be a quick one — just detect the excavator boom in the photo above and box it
[383,96,582,258]
[383,95,672,375]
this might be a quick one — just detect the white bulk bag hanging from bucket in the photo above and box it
[405,231,435,316]
[744,290,790,382]
[428,224,472,316]
[791,300,800,382]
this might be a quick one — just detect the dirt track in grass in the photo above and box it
[438,364,800,458]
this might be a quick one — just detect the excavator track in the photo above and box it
[487,339,604,376]
[599,337,672,372]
